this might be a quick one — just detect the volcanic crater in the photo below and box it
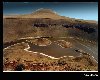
[3,8,98,71]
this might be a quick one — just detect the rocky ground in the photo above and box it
[3,9,98,71]
[26,38,52,46]
[3,38,98,71]
[55,40,72,48]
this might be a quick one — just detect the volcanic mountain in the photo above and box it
[4,8,66,19]
[3,8,98,43]
[3,8,98,23]
[3,8,98,71]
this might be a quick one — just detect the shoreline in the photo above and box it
[3,39,98,63]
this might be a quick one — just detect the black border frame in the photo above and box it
[1,0,99,79]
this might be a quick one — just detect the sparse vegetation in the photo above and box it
[3,9,98,71]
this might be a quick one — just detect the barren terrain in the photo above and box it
[3,9,98,71]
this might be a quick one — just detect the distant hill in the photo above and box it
[3,8,97,24]
[4,8,65,19]
[3,8,98,43]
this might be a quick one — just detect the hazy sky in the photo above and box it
[3,2,98,21]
